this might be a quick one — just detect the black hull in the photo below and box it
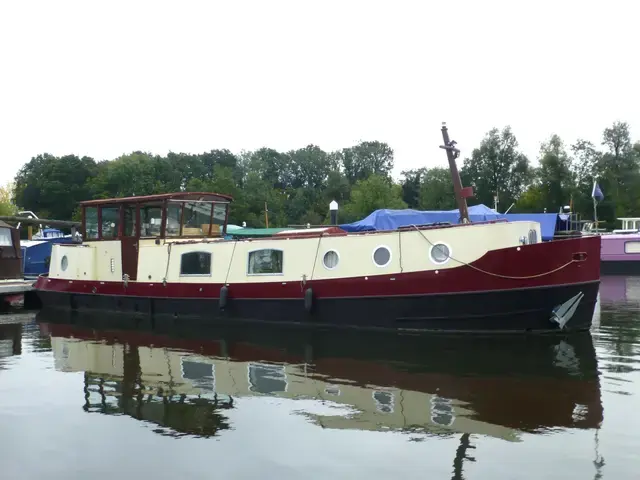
[36,281,600,333]
[601,260,640,275]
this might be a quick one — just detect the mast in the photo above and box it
[440,123,472,223]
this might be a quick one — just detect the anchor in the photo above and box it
[550,291,584,329]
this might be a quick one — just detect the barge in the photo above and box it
[33,125,602,332]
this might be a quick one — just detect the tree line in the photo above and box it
[4,121,640,229]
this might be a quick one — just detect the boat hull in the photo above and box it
[601,260,640,275]
[35,279,599,333]
[34,229,602,333]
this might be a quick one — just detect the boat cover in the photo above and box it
[340,205,562,241]
[339,204,504,232]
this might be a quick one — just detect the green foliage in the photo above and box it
[0,183,17,216]
[13,153,97,220]
[461,126,532,211]
[11,120,640,229]
[342,174,407,222]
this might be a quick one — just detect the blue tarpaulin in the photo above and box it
[340,204,505,232]
[340,205,561,241]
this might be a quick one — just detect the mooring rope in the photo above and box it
[224,240,238,285]
[162,242,172,284]
[309,234,323,282]
[410,224,578,280]
[398,229,404,273]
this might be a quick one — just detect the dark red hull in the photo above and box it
[34,235,601,333]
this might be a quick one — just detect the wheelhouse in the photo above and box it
[79,192,233,241]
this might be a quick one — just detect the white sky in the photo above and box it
[0,0,638,188]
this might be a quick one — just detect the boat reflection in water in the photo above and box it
[36,309,604,444]
[0,321,22,359]
[599,275,640,305]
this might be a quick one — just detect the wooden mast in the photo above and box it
[440,123,472,223]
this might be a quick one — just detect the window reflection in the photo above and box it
[100,207,119,239]
[166,204,182,237]
[430,394,454,427]
[85,207,99,239]
[248,363,287,394]
[182,202,213,236]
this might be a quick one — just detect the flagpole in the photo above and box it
[592,180,599,228]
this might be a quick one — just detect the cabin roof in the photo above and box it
[0,220,14,229]
[79,192,233,206]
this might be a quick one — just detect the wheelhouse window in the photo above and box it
[141,202,163,237]
[84,207,99,239]
[79,193,231,241]
[212,203,227,236]
[0,227,12,246]
[100,206,120,239]
[181,201,213,237]
[247,249,283,275]
[166,203,182,237]
[180,251,212,276]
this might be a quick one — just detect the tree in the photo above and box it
[13,153,97,219]
[461,127,531,211]
[418,167,457,210]
[400,169,424,208]
[536,134,574,212]
[342,174,407,222]
[0,183,17,216]
[341,141,394,184]
[570,139,602,218]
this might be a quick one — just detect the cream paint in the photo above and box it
[48,221,541,284]
[50,335,518,441]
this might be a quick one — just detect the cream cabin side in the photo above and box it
[137,219,542,285]
[49,241,124,282]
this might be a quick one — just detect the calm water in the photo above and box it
[1,276,639,479]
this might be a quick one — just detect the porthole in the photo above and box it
[430,243,451,264]
[372,246,392,267]
[61,255,68,271]
[323,250,340,270]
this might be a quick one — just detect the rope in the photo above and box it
[309,234,323,282]
[224,240,238,285]
[162,242,172,284]
[410,224,577,280]
[398,230,404,273]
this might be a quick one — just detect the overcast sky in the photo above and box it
[0,0,637,188]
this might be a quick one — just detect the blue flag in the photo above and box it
[592,181,604,202]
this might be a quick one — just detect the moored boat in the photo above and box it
[0,220,37,308]
[33,125,602,332]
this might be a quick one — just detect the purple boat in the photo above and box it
[595,218,640,274]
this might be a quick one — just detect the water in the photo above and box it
[1,276,639,479]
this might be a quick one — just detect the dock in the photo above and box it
[0,279,35,295]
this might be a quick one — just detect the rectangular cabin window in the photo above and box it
[180,251,212,276]
[123,206,136,237]
[100,206,120,239]
[247,249,283,275]
[166,203,182,237]
[141,204,162,237]
[0,227,12,247]
[212,203,227,236]
[182,201,213,236]
[85,207,99,239]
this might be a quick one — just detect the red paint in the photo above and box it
[35,235,600,300]
[460,186,474,198]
